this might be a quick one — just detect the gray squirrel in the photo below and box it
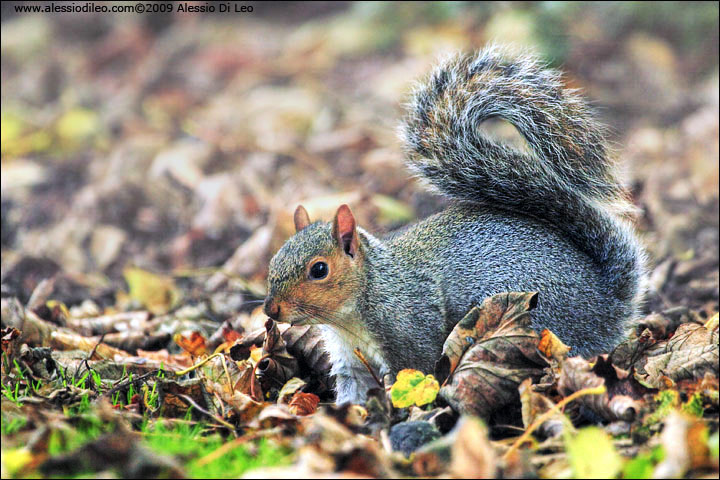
[263,47,647,405]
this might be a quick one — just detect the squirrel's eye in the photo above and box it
[309,261,329,280]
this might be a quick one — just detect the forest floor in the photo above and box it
[1,3,718,478]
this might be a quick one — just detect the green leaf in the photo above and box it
[566,427,623,479]
[622,446,664,479]
[390,369,439,408]
[681,392,704,417]
[709,430,719,460]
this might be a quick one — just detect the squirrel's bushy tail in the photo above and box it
[402,47,645,307]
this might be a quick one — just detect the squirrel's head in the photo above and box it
[264,204,365,326]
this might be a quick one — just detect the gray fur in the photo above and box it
[266,47,647,404]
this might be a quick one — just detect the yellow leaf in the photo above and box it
[0,111,25,155]
[566,427,623,479]
[45,300,70,319]
[123,267,179,314]
[1,448,34,476]
[705,312,718,331]
[249,345,264,364]
[390,369,439,408]
[56,108,98,144]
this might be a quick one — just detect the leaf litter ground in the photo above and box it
[1,3,718,479]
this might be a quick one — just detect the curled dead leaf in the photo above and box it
[437,292,548,418]
[258,319,299,392]
[558,356,652,422]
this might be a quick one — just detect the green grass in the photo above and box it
[2,358,293,478]
[3,406,293,478]
[142,419,294,478]
[47,414,110,456]
[1,415,27,435]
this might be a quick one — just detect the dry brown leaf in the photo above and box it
[97,330,171,353]
[609,327,657,371]
[254,404,299,431]
[289,391,320,416]
[518,378,567,439]
[281,324,332,377]
[232,359,263,402]
[299,411,394,477]
[234,324,331,375]
[2,299,79,349]
[63,311,151,336]
[158,379,210,419]
[277,377,308,404]
[136,348,193,370]
[558,356,652,422]
[50,330,129,359]
[449,416,497,479]
[257,319,299,392]
[437,292,548,418]
[1,326,22,364]
[641,321,719,386]
[173,331,208,357]
[203,373,265,425]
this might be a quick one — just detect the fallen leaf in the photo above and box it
[135,349,193,369]
[257,319,299,393]
[437,292,548,418]
[538,329,571,362]
[173,331,207,357]
[449,416,496,479]
[558,356,651,422]
[289,391,320,416]
[231,359,263,402]
[123,267,179,315]
[390,369,439,408]
[158,379,210,419]
[518,378,567,439]
[653,411,713,477]
[642,321,719,386]
[281,325,332,377]
[278,377,308,404]
[565,427,622,479]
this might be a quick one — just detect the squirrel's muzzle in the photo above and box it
[264,296,280,320]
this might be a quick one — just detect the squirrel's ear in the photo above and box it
[332,204,359,258]
[293,205,311,232]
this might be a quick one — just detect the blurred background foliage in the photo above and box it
[1,1,718,317]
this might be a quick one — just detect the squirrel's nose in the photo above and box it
[264,297,280,320]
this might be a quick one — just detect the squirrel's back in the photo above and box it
[384,203,635,357]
